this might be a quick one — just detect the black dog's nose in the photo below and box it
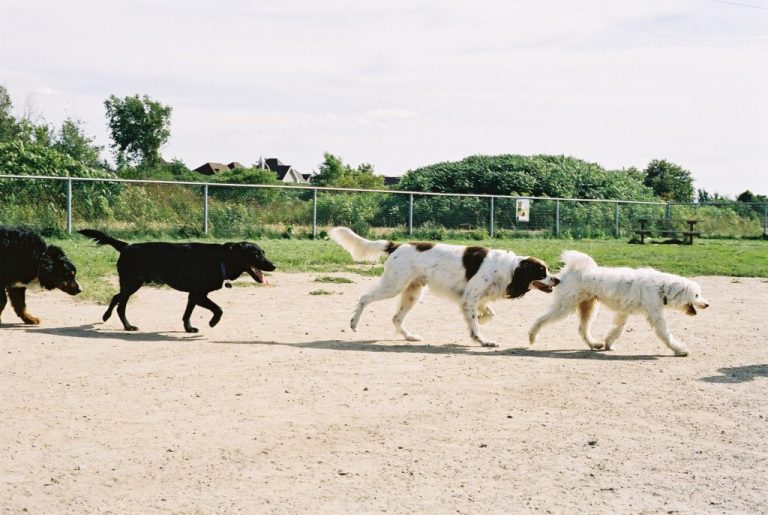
[553,277,561,285]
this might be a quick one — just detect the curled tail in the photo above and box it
[328,227,393,262]
[560,250,598,274]
[78,229,129,252]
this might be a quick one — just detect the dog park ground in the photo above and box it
[1,272,767,513]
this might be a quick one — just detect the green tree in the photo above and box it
[52,118,105,169]
[104,94,172,168]
[310,152,385,189]
[0,85,20,142]
[643,159,694,202]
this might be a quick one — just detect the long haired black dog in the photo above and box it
[0,227,81,325]
[79,229,276,333]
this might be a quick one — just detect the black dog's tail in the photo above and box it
[78,229,129,252]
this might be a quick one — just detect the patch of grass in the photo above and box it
[309,289,334,295]
[314,275,354,284]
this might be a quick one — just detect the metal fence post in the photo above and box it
[554,200,560,237]
[763,203,767,239]
[489,196,495,238]
[408,193,414,236]
[66,178,72,235]
[203,183,209,235]
[614,202,620,238]
[312,188,318,238]
[665,202,671,222]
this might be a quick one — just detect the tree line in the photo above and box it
[0,85,764,206]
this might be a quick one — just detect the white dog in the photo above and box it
[528,251,709,356]
[329,227,559,347]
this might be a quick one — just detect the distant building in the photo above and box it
[382,176,401,187]
[256,157,308,184]
[193,161,245,175]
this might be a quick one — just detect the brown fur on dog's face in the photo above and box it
[38,246,81,295]
[506,257,557,299]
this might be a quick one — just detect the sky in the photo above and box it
[2,0,767,196]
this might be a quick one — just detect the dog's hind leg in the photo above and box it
[604,312,629,350]
[646,311,688,356]
[351,270,414,332]
[8,288,40,325]
[393,281,425,341]
[578,299,603,350]
[528,301,575,346]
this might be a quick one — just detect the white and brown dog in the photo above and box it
[329,227,559,347]
[528,250,710,356]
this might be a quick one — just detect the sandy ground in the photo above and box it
[1,273,767,513]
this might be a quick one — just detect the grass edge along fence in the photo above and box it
[1,173,767,240]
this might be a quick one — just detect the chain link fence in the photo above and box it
[1,174,766,240]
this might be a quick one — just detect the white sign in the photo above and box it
[516,199,530,222]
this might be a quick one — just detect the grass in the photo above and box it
[314,276,354,284]
[308,289,335,296]
[54,235,768,303]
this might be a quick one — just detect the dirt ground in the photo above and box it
[1,273,767,513]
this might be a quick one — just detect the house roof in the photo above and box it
[193,162,229,175]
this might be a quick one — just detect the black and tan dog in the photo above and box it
[79,229,276,333]
[0,227,81,325]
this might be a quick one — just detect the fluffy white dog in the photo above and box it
[329,227,559,347]
[528,250,709,356]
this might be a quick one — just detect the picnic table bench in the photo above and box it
[634,219,700,245]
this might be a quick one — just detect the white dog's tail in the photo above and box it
[560,250,598,274]
[329,227,392,262]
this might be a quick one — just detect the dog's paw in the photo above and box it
[22,315,41,325]
[404,334,423,342]
[673,348,689,357]
[589,342,605,351]
[209,315,222,328]
[185,326,199,334]
[125,325,139,331]
[350,319,358,332]
[480,340,498,348]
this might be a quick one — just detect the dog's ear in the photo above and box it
[507,259,538,299]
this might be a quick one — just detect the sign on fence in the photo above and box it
[516,199,530,222]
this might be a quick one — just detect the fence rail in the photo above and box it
[1,173,766,240]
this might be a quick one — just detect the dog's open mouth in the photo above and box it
[249,266,268,285]
[686,304,697,316]
[531,281,553,293]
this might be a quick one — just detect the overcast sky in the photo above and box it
[3,0,767,196]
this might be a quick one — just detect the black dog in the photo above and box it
[0,227,81,325]
[78,230,276,333]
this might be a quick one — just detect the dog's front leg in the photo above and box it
[8,288,40,325]
[462,295,496,347]
[646,311,688,356]
[182,294,199,333]
[0,288,7,323]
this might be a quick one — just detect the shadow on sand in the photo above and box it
[213,338,663,361]
[700,364,768,384]
[26,324,203,342]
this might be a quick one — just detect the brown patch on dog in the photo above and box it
[506,257,549,299]
[462,246,489,281]
[410,241,435,252]
[384,241,401,254]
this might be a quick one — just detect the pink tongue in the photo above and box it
[254,267,267,285]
